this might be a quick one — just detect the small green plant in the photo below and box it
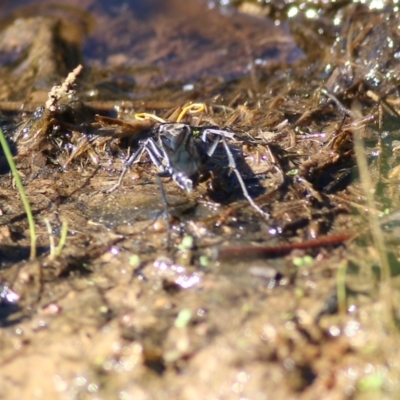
[357,372,385,392]
[174,308,192,328]
[0,127,36,259]
[55,221,68,258]
[293,255,313,268]
[129,254,140,268]
[44,218,56,258]
[177,235,194,251]
[45,218,68,260]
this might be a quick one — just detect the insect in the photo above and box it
[107,104,268,219]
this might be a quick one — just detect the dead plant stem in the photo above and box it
[351,100,393,327]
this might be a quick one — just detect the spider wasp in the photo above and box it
[107,103,268,219]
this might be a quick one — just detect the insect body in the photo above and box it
[156,123,202,192]
[107,122,203,194]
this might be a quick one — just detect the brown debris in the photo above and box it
[45,64,83,112]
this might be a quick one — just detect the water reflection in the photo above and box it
[0,0,300,83]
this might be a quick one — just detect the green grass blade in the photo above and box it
[55,220,68,258]
[0,127,36,259]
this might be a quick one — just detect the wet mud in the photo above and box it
[1,0,400,399]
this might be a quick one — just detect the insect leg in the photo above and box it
[204,134,220,157]
[106,138,164,193]
[132,138,175,248]
[155,174,173,249]
[202,128,235,141]
[144,138,166,171]
[219,133,270,219]
[202,128,235,157]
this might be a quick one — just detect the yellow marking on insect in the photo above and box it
[134,113,166,123]
[176,103,206,122]
[134,103,205,124]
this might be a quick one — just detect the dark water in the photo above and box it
[0,0,301,83]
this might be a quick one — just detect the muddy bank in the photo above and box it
[1,1,400,399]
